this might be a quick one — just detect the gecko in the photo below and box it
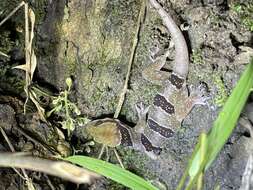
[129,0,206,159]
[82,0,206,159]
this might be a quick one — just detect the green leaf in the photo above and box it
[205,61,253,168]
[232,4,242,13]
[65,156,159,190]
[178,60,253,189]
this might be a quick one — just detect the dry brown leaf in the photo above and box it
[12,64,27,71]
[30,50,37,80]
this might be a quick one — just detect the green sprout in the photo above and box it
[232,2,253,31]
[191,49,204,65]
[213,75,228,107]
[47,77,90,136]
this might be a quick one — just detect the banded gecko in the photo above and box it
[83,0,205,159]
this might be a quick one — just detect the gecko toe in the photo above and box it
[135,103,150,117]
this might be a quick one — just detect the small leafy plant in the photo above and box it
[213,75,228,107]
[47,77,89,136]
[232,2,253,31]
[191,49,204,65]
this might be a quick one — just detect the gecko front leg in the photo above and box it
[142,49,171,86]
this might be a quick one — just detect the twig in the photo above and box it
[0,152,100,184]
[0,127,25,180]
[24,2,30,114]
[0,51,10,58]
[45,175,56,190]
[14,126,59,155]
[0,2,25,63]
[113,0,147,118]
[0,1,25,27]
[0,126,34,188]
[0,127,15,152]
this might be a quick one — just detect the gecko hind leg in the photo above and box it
[178,85,209,121]
[188,84,210,106]
[175,84,209,121]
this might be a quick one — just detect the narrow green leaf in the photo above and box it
[65,155,159,190]
[186,133,208,190]
[197,133,207,190]
[178,60,253,189]
[206,61,253,168]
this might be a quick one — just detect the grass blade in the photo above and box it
[178,60,253,189]
[206,61,253,168]
[65,155,159,190]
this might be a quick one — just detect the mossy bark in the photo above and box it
[1,0,253,189]
[36,0,152,118]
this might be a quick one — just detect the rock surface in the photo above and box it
[0,0,252,189]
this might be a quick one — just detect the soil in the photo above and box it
[0,0,252,189]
